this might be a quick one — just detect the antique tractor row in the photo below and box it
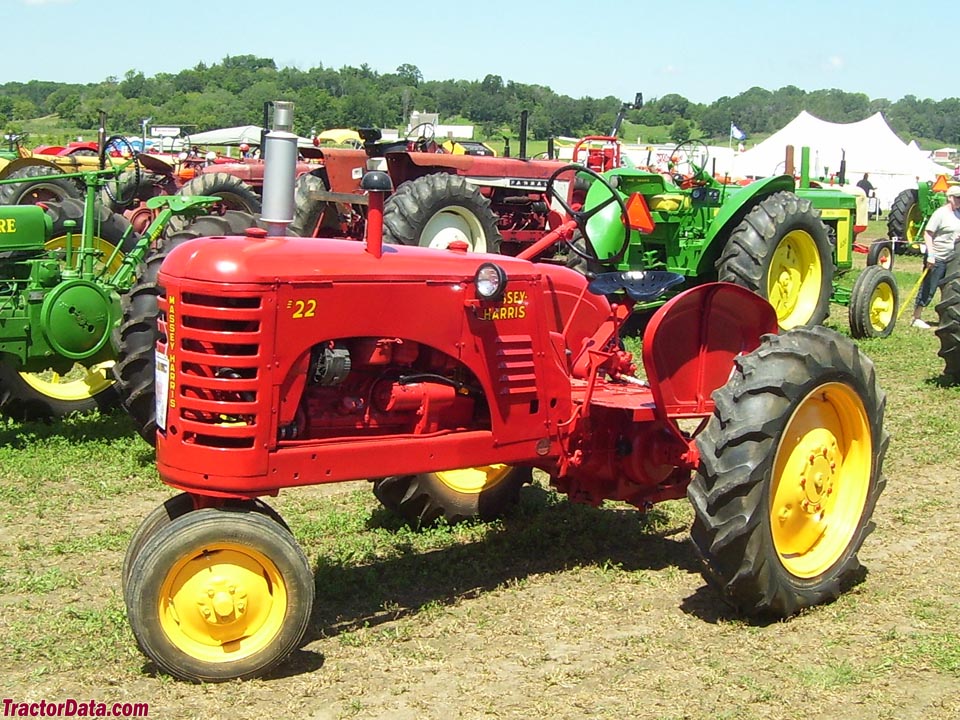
[117,102,889,683]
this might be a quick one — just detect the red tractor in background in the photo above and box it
[120,103,888,684]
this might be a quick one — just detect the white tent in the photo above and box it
[186,125,315,149]
[731,111,950,210]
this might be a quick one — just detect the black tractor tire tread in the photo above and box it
[935,265,960,379]
[688,326,888,618]
[717,190,834,329]
[373,467,531,528]
[382,173,502,252]
[112,212,261,443]
[0,164,82,205]
[288,173,328,237]
[167,172,262,235]
[865,239,894,270]
[887,188,921,253]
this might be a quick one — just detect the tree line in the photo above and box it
[2,55,958,147]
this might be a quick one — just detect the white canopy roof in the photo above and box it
[731,111,950,208]
[186,125,314,149]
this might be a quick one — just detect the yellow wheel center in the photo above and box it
[160,544,287,662]
[434,464,514,494]
[770,383,872,578]
[868,282,895,333]
[767,230,822,330]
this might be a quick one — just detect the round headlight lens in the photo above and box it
[475,263,507,301]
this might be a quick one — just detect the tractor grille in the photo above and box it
[160,290,265,449]
[494,335,537,398]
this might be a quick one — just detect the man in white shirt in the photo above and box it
[912,185,960,328]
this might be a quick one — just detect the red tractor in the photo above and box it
[122,158,888,683]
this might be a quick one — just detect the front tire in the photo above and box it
[866,240,894,271]
[848,265,898,339]
[688,326,888,617]
[126,508,314,683]
[383,174,501,252]
[718,191,835,331]
[373,465,530,528]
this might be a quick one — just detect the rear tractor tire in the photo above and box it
[688,326,888,618]
[718,191,835,331]
[848,265,898,339]
[935,263,960,380]
[373,465,531,528]
[383,174,502,253]
[886,188,924,255]
[111,212,262,444]
[125,507,313,683]
[0,164,82,205]
[166,172,262,235]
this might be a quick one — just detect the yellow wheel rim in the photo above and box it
[158,541,288,663]
[20,360,114,401]
[434,464,514,494]
[767,229,823,330]
[769,382,872,578]
[868,280,895,334]
[877,246,893,270]
[905,202,923,244]
[19,236,127,400]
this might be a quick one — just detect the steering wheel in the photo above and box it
[100,135,142,209]
[668,139,710,187]
[405,122,436,151]
[545,164,630,265]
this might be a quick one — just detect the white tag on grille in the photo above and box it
[155,350,170,432]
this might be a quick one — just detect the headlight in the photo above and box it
[475,262,507,301]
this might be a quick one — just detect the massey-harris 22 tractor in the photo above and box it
[122,103,889,683]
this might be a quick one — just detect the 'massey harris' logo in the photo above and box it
[479,290,527,321]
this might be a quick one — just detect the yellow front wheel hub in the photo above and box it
[767,229,822,330]
[20,361,113,401]
[867,281,896,334]
[159,542,287,662]
[769,382,872,578]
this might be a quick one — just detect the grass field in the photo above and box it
[0,243,958,719]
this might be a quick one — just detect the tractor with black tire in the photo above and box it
[121,142,888,684]
[886,174,955,257]
[935,248,960,379]
[0,141,220,419]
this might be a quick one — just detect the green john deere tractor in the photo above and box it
[579,142,898,339]
[0,148,218,420]
[886,175,955,256]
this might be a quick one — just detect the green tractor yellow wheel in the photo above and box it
[849,265,899,339]
[887,188,925,255]
[0,199,138,419]
[373,465,531,528]
[688,326,887,617]
[125,508,313,683]
[718,191,834,332]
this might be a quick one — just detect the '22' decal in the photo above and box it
[287,299,317,319]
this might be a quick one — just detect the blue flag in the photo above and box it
[730,123,747,141]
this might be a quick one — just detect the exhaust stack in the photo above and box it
[260,101,298,236]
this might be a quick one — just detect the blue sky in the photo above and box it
[6,0,939,105]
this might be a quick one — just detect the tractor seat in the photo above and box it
[648,193,690,212]
[587,271,685,302]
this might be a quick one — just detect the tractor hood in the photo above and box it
[159,233,546,287]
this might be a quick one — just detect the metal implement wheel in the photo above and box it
[383,174,501,252]
[0,199,137,420]
[865,239,894,271]
[125,507,313,683]
[935,262,960,379]
[718,191,835,331]
[848,265,898,339]
[373,465,531,528]
[688,326,888,617]
[112,212,262,444]
[0,164,82,205]
[886,188,924,254]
